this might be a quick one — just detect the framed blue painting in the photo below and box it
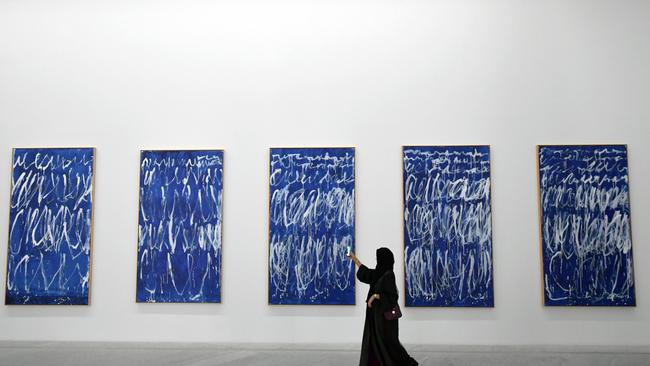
[136,150,224,303]
[5,147,96,305]
[268,147,356,305]
[403,146,494,307]
[538,145,635,306]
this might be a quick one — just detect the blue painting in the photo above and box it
[538,145,635,306]
[5,148,95,305]
[269,147,355,305]
[136,150,223,303]
[403,146,493,307]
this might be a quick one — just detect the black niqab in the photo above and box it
[373,247,394,283]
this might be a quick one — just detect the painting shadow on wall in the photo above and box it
[4,306,91,318]
[135,303,226,316]
[403,307,498,322]
[542,307,639,323]
[267,304,358,318]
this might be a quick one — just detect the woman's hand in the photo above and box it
[347,252,362,267]
[367,294,380,308]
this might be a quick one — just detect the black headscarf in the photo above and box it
[373,247,395,283]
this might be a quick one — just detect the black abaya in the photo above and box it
[357,264,418,366]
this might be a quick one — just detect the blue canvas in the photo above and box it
[5,148,95,305]
[269,147,355,305]
[136,150,223,303]
[538,145,635,306]
[403,146,493,307]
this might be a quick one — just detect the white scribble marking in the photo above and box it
[6,151,93,301]
[137,153,222,302]
[404,148,493,305]
[269,151,355,302]
[540,146,634,304]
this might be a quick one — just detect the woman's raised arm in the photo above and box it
[347,252,362,267]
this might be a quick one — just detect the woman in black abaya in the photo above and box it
[348,248,418,366]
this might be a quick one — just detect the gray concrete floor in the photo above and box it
[0,342,649,366]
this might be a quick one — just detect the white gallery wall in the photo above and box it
[0,0,649,346]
